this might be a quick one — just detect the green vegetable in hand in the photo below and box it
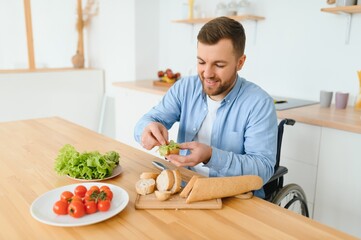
[158,140,180,157]
[54,144,120,180]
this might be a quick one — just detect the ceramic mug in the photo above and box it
[320,90,333,108]
[336,0,357,5]
[335,92,349,109]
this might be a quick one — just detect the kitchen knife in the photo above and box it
[152,161,187,188]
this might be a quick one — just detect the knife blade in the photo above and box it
[152,161,167,171]
[152,161,187,188]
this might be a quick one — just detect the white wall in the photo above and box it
[31,0,77,68]
[135,1,160,81]
[92,0,136,96]
[2,1,360,102]
[157,0,361,103]
[0,0,77,69]
[0,0,28,69]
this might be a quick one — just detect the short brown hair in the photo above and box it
[197,17,246,57]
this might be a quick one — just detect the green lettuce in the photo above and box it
[54,144,120,180]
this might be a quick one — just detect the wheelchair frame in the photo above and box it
[263,118,309,217]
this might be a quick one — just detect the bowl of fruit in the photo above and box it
[154,68,181,87]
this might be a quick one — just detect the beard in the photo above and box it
[199,74,237,98]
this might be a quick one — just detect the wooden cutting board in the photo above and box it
[135,193,222,210]
[153,80,174,87]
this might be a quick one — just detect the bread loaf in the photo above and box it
[135,178,156,195]
[179,175,199,198]
[170,169,182,194]
[156,169,175,191]
[168,148,180,155]
[136,168,185,202]
[186,175,263,203]
[140,172,159,180]
[154,190,172,201]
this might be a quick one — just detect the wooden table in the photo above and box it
[0,117,357,239]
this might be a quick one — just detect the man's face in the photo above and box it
[197,39,246,101]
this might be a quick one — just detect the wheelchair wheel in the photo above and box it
[272,183,309,217]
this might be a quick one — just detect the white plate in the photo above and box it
[67,165,123,182]
[30,183,129,227]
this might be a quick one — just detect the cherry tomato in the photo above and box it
[99,185,110,192]
[85,189,99,201]
[86,186,100,196]
[68,201,85,218]
[89,186,100,192]
[53,200,68,215]
[99,189,113,201]
[85,201,97,214]
[83,195,95,203]
[74,185,87,198]
[60,191,74,203]
[70,195,83,203]
[97,200,111,212]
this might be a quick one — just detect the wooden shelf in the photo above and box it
[0,68,94,74]
[321,5,361,14]
[321,5,361,44]
[173,15,265,24]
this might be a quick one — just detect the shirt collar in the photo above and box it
[222,75,243,104]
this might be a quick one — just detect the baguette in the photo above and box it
[156,169,175,191]
[140,172,159,180]
[135,178,156,195]
[234,191,253,199]
[186,175,263,203]
[154,190,172,201]
[179,175,199,198]
[170,169,182,194]
[168,148,180,155]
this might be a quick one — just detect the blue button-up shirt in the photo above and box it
[134,75,278,197]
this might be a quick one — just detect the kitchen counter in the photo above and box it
[277,104,361,134]
[0,117,358,239]
[113,80,169,95]
[113,80,361,134]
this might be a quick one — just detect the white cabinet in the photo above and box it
[279,121,321,218]
[0,70,104,131]
[314,127,361,238]
[115,87,179,157]
[281,122,361,237]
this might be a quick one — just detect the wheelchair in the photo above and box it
[263,118,310,217]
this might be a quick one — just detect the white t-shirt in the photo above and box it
[192,95,222,176]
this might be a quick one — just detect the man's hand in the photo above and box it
[166,141,212,167]
[141,122,168,150]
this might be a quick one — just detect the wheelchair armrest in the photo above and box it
[267,166,288,183]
